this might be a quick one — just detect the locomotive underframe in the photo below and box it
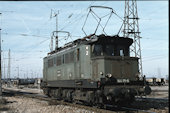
[41,78,149,105]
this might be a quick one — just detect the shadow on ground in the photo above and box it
[0,97,13,112]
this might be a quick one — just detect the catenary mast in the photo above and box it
[123,0,143,76]
[0,30,1,97]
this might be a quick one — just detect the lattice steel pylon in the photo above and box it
[123,0,143,76]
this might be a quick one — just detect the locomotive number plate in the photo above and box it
[117,79,130,83]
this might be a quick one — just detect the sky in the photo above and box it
[0,1,169,79]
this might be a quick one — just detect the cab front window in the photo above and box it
[93,44,103,56]
[91,43,129,57]
[105,45,114,56]
[92,44,114,57]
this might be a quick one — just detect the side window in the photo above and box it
[120,49,124,56]
[65,51,74,64]
[70,51,74,63]
[77,49,80,61]
[62,54,64,64]
[53,57,56,65]
[48,59,53,67]
[56,56,62,66]
[65,53,69,63]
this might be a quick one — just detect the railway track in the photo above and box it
[152,90,168,92]
[3,87,166,113]
[136,97,168,102]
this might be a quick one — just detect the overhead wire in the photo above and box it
[142,53,168,59]
[47,3,93,47]
[3,2,100,78]
[60,1,95,33]
[49,1,96,46]
[143,55,167,62]
[11,12,32,34]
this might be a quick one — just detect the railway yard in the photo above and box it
[0,84,169,113]
[0,1,169,113]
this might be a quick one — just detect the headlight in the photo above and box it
[100,72,103,76]
[106,73,112,78]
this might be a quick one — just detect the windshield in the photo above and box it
[92,44,114,57]
[93,44,103,56]
[105,45,114,56]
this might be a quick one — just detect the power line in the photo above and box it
[2,32,50,39]
[142,53,167,59]
[59,1,95,32]
[142,37,168,41]
[143,55,167,62]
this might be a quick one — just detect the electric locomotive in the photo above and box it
[41,34,151,105]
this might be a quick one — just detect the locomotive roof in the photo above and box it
[86,34,133,46]
[47,34,133,55]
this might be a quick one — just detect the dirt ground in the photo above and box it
[0,85,169,113]
[148,85,169,98]
[0,86,96,113]
[0,96,95,113]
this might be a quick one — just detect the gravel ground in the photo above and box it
[0,96,95,113]
[0,85,169,113]
[148,85,169,98]
[1,95,168,113]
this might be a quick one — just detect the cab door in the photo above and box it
[74,48,81,79]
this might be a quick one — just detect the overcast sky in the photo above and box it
[0,1,168,79]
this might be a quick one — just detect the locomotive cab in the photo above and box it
[91,35,131,57]
[88,35,141,84]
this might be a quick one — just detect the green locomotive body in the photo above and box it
[41,34,151,105]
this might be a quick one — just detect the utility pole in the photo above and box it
[26,70,28,78]
[55,11,59,50]
[1,47,5,80]
[2,50,6,79]
[123,0,143,76]
[17,66,19,78]
[0,12,2,97]
[3,63,5,79]
[50,34,53,51]
[50,10,59,51]
[7,49,10,80]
